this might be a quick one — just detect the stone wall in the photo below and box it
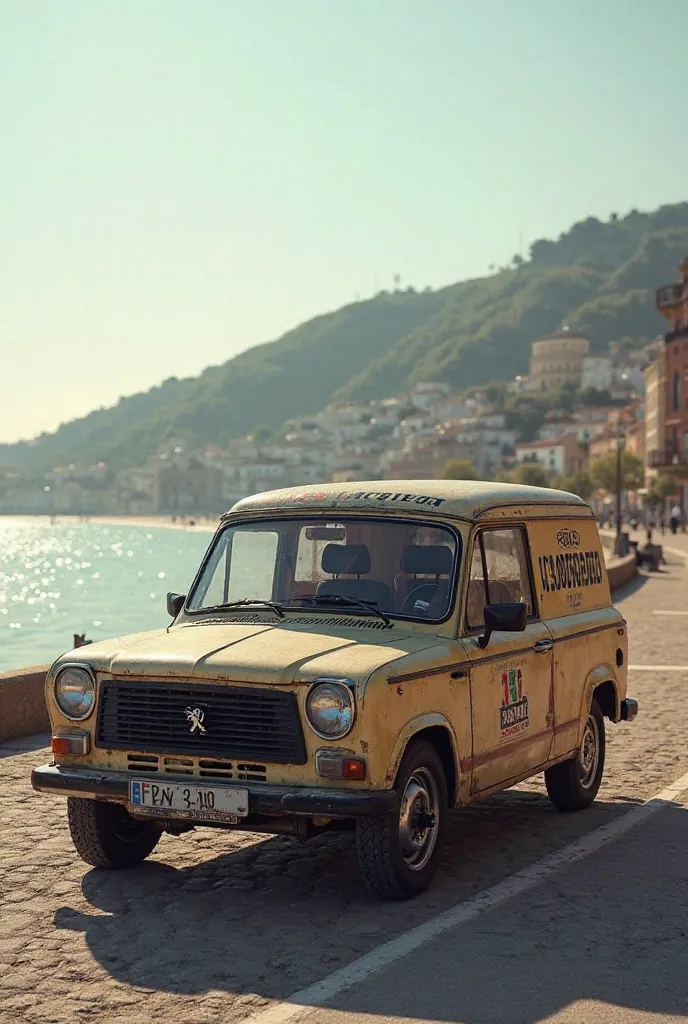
[0,666,50,743]
[606,552,638,592]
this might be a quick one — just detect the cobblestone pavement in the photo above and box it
[1,552,687,1024]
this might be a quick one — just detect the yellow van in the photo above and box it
[32,481,638,900]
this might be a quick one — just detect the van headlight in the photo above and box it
[54,665,96,721]
[305,680,355,739]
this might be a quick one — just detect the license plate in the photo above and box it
[128,780,249,823]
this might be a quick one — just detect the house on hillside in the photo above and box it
[515,435,586,477]
[581,355,613,392]
[410,382,451,411]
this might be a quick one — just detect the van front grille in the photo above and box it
[98,681,306,764]
[125,753,268,781]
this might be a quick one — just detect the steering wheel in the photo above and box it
[403,583,439,616]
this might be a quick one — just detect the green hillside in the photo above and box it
[337,213,688,400]
[0,289,445,471]
[3,202,687,472]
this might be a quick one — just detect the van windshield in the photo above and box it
[187,517,460,622]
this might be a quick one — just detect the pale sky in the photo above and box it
[2,0,687,444]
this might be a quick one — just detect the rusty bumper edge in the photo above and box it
[30,763,398,818]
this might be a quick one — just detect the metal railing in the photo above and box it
[656,283,684,307]
[665,324,688,343]
[648,449,688,468]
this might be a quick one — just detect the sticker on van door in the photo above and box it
[537,550,604,593]
[500,667,529,740]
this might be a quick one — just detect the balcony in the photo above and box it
[665,323,688,344]
[649,448,688,469]
[656,283,685,308]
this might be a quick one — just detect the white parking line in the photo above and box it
[628,665,688,672]
[243,770,688,1024]
[652,610,688,616]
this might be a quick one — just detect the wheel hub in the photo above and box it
[398,767,440,871]
[578,715,600,788]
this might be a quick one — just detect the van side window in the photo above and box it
[466,528,534,629]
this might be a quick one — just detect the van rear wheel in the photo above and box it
[545,699,605,811]
[356,740,447,900]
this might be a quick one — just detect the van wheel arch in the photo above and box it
[391,723,457,807]
[592,679,618,721]
[581,666,621,727]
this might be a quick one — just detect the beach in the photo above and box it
[21,513,218,534]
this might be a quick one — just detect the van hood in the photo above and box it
[60,619,446,685]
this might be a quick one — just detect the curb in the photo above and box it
[606,552,638,593]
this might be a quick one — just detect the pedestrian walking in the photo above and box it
[670,504,681,535]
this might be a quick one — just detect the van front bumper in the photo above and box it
[31,763,398,819]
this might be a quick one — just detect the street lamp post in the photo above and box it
[615,419,625,555]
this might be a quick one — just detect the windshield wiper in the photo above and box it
[213,599,285,618]
[296,594,391,627]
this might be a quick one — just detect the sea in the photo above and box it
[0,518,214,673]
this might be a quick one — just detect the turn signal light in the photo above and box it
[52,731,90,756]
[316,748,366,780]
[342,759,366,781]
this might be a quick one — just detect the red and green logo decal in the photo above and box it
[500,668,529,739]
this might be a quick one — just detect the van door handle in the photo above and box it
[533,639,553,653]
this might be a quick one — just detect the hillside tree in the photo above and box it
[439,459,479,481]
[589,451,644,493]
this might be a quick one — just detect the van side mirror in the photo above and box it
[167,592,186,618]
[478,602,527,649]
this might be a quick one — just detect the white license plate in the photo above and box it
[128,780,249,823]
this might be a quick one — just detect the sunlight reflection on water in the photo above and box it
[0,518,212,672]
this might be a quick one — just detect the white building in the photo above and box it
[433,396,475,422]
[455,414,514,444]
[507,375,535,395]
[537,421,576,442]
[393,414,432,441]
[515,440,567,476]
[316,403,372,440]
[117,467,156,501]
[613,366,645,394]
[410,382,451,411]
[581,355,613,392]
[371,398,404,427]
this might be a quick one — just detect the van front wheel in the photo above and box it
[545,699,605,811]
[67,797,162,868]
[356,740,447,900]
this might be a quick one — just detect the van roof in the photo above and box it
[226,479,590,523]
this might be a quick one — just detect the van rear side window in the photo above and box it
[466,528,534,629]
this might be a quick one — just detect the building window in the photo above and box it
[672,371,681,412]
[669,428,678,454]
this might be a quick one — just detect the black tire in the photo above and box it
[356,739,448,900]
[545,699,606,811]
[67,797,162,868]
